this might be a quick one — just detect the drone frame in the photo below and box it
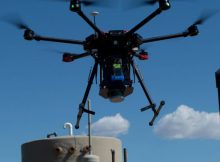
[22,0,200,129]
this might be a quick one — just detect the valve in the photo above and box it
[80,145,90,154]
[68,146,76,154]
[55,146,64,155]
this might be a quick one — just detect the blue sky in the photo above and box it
[1,0,220,162]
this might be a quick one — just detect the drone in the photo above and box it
[7,0,213,129]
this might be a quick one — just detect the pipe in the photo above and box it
[123,148,127,162]
[88,99,92,154]
[111,149,115,162]
[64,122,73,136]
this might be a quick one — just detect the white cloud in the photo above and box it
[154,105,220,140]
[91,113,130,137]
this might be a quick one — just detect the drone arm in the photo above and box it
[77,11,103,36]
[34,35,85,45]
[24,29,85,45]
[73,52,91,59]
[63,52,91,62]
[75,61,98,129]
[142,32,189,43]
[126,8,162,36]
[142,25,199,44]
[126,0,172,36]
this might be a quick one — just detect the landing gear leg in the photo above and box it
[131,60,165,126]
[75,62,98,129]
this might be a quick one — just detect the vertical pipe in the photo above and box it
[111,149,115,162]
[215,69,220,116]
[217,89,220,116]
[123,148,127,162]
[88,99,92,155]
[63,123,73,136]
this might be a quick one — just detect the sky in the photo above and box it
[1,0,220,162]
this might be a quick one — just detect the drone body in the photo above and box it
[83,30,144,102]
[19,0,204,129]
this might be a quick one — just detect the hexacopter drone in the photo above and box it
[11,0,211,128]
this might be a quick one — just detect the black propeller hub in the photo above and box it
[159,0,171,10]
[70,0,81,12]
[188,25,199,36]
[24,29,35,40]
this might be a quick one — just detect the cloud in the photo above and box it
[154,105,220,140]
[91,113,130,137]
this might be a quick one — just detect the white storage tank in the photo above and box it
[21,136,122,162]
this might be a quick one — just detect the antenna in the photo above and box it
[91,11,99,36]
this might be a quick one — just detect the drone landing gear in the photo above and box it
[75,62,98,129]
[140,100,165,126]
[75,103,95,129]
[131,61,165,126]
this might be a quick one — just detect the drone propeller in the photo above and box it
[123,0,168,10]
[47,49,90,62]
[80,0,97,6]
[144,0,191,5]
[128,0,168,8]
[1,14,30,30]
[191,10,219,27]
[43,49,91,62]
[53,0,95,6]
[47,0,108,7]
[127,0,193,9]
[146,0,158,5]
[124,0,156,8]
[186,10,219,36]
[10,20,30,30]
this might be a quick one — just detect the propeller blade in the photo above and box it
[13,21,30,30]
[144,0,193,6]
[81,0,96,6]
[63,52,91,62]
[1,14,30,30]
[78,0,113,7]
[44,0,110,7]
[192,10,219,26]
[123,0,162,10]
[44,48,67,54]
[46,49,90,61]
[125,0,194,9]
[147,0,158,5]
